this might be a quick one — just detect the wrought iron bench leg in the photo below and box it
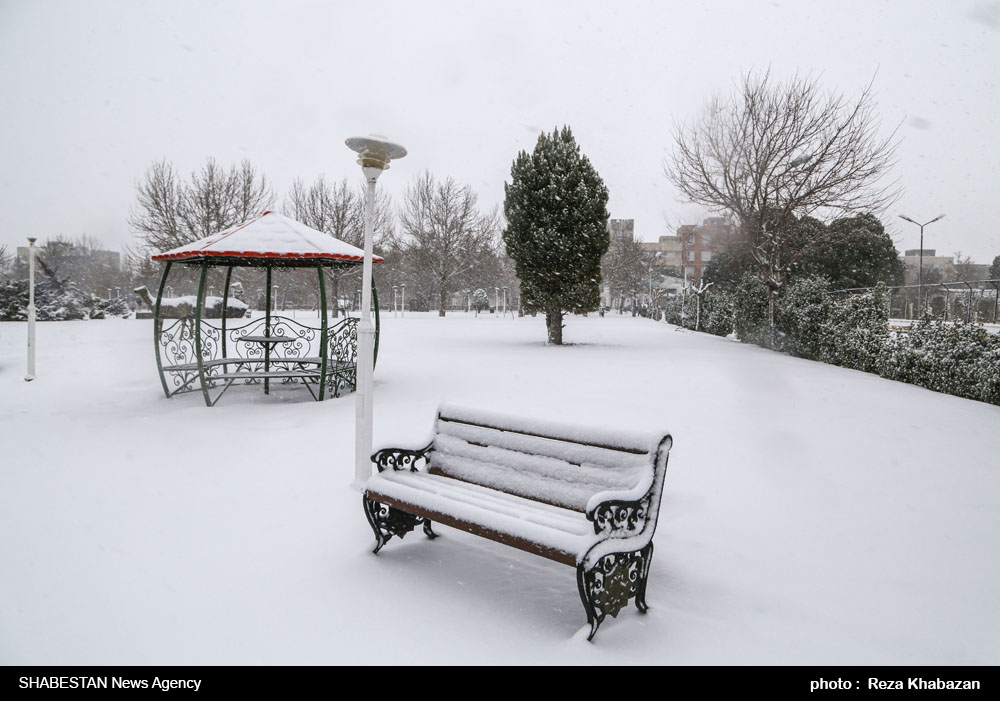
[576,544,654,641]
[363,496,436,554]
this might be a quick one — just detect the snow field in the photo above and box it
[1,312,998,664]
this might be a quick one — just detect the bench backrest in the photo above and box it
[428,405,664,513]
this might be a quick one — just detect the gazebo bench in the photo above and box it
[162,357,356,400]
[362,404,673,640]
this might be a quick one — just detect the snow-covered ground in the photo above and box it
[1,313,998,665]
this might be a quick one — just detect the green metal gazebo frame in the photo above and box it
[150,212,381,407]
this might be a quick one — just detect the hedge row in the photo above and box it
[672,274,1000,407]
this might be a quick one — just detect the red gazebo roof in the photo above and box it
[151,211,384,264]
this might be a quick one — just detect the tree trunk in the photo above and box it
[331,276,339,318]
[439,281,447,317]
[768,285,779,348]
[546,306,563,345]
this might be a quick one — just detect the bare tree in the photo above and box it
[129,157,275,252]
[951,252,980,283]
[284,175,396,315]
[400,171,499,316]
[0,244,10,280]
[601,233,646,313]
[665,71,899,326]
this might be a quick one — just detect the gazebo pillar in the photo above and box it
[194,262,211,407]
[153,261,173,398]
[317,267,329,401]
[265,265,272,395]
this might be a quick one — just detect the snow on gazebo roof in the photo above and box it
[151,211,383,264]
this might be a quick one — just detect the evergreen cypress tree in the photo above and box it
[503,127,610,344]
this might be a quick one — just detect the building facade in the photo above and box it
[641,217,736,284]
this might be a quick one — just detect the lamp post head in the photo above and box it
[346,135,407,181]
[27,237,36,246]
[899,214,917,224]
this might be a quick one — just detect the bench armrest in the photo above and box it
[371,443,434,473]
[586,496,651,538]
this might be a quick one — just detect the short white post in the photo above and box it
[25,237,37,381]
[401,283,405,317]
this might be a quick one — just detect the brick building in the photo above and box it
[641,217,736,284]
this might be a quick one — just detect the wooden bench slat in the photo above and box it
[437,407,655,454]
[436,419,651,468]
[429,453,613,512]
[434,434,642,488]
[365,491,578,567]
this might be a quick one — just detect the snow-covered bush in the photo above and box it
[659,289,732,336]
[156,295,248,319]
[661,271,1000,407]
[774,276,833,359]
[0,278,132,321]
[699,288,734,337]
[879,318,1000,405]
[732,273,771,346]
[472,288,489,313]
[818,284,889,373]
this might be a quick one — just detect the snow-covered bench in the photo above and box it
[362,405,673,640]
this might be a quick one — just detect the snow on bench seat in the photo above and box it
[366,470,598,563]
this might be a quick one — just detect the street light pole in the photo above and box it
[25,237,37,381]
[346,135,407,486]
[899,213,945,314]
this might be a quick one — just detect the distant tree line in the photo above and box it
[124,157,517,317]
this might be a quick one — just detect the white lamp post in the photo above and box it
[400,283,405,317]
[346,135,407,485]
[25,237,37,381]
[393,285,399,317]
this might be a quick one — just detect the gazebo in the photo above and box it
[151,211,382,406]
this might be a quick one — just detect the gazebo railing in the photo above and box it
[156,314,359,400]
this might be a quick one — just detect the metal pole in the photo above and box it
[355,173,379,484]
[25,237,37,381]
[401,283,405,317]
[918,224,924,312]
[993,282,999,324]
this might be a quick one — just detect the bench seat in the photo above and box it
[367,470,598,565]
[163,357,353,373]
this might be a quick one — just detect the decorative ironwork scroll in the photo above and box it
[363,497,437,554]
[577,544,653,641]
[158,318,222,394]
[371,446,432,473]
[589,497,651,537]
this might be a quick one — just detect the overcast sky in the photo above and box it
[1,0,998,263]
